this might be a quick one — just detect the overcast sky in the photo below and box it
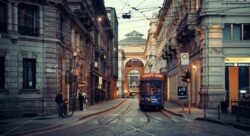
[104,0,164,41]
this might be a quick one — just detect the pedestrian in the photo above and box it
[55,91,64,118]
[78,92,84,111]
[82,92,87,111]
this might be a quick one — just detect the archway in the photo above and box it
[124,58,144,97]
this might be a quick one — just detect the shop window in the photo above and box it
[23,58,36,89]
[0,1,7,33]
[18,3,39,36]
[0,56,5,89]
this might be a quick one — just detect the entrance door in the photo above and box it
[228,67,238,108]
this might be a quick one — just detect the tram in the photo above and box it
[139,73,165,110]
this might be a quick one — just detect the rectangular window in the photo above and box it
[233,24,241,41]
[18,3,39,36]
[23,58,36,89]
[223,24,250,41]
[243,24,250,40]
[0,1,7,33]
[0,56,5,89]
[223,24,231,40]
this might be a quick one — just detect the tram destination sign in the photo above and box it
[177,86,187,99]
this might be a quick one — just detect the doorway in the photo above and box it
[225,65,250,107]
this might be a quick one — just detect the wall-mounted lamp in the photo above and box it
[98,17,102,22]
[73,52,77,57]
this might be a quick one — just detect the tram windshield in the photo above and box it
[140,80,162,95]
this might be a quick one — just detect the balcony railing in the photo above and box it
[18,25,39,36]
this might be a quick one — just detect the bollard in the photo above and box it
[236,105,240,122]
[218,105,220,120]
[204,101,206,118]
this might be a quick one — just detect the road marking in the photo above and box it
[125,118,133,123]
[140,117,147,122]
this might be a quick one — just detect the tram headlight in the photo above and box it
[146,98,151,101]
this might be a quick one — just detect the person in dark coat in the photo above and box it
[78,93,84,111]
[55,91,64,118]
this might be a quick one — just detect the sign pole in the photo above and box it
[181,99,184,112]
[188,82,191,114]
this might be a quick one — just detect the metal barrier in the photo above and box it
[231,99,250,122]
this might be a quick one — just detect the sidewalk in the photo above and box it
[0,99,126,136]
[163,101,250,130]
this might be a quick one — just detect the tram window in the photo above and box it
[146,83,150,95]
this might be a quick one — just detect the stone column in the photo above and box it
[201,24,225,108]
[39,5,44,36]
[13,3,18,32]
[71,28,75,49]
[7,1,12,32]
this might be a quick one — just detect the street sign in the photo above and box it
[79,81,86,87]
[177,86,187,99]
[181,53,189,65]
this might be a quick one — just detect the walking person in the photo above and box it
[55,91,64,118]
[82,92,87,111]
[78,92,84,111]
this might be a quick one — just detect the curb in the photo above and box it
[78,100,126,121]
[162,108,184,117]
[9,100,127,136]
[195,117,250,130]
[195,117,227,125]
[227,122,250,130]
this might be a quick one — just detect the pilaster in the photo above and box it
[201,24,225,108]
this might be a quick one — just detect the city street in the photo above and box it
[20,99,250,136]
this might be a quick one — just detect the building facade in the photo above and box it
[151,0,250,108]
[119,30,146,97]
[0,0,114,117]
[117,49,125,97]
[106,7,119,99]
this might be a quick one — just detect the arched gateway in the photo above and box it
[124,59,144,97]
[118,30,147,97]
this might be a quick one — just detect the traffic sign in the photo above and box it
[181,53,189,65]
[177,86,187,99]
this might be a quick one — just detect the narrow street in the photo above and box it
[26,99,250,136]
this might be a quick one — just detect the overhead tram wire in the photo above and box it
[118,0,150,20]
[119,0,129,15]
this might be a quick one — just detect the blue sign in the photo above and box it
[177,86,187,99]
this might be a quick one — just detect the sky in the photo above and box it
[104,0,164,41]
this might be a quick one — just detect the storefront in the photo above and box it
[225,57,250,106]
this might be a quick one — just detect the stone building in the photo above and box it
[0,0,114,117]
[151,0,250,108]
[119,30,146,97]
[106,7,119,99]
